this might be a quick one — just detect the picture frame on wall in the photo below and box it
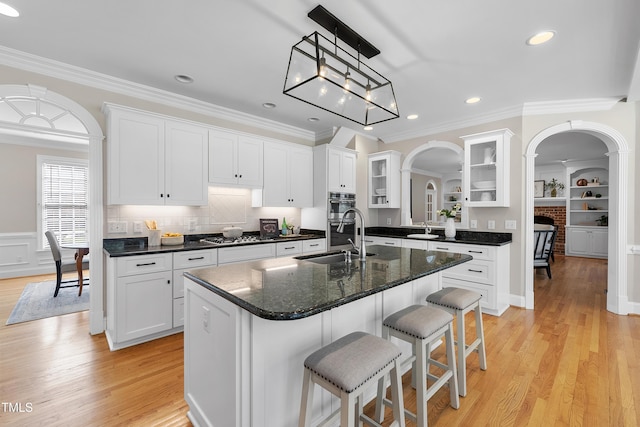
[534,180,545,198]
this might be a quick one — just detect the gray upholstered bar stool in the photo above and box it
[426,287,487,397]
[376,305,459,427]
[299,331,406,427]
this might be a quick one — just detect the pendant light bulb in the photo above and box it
[319,56,327,79]
[344,70,351,91]
[365,83,372,101]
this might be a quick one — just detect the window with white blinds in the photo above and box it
[39,156,89,249]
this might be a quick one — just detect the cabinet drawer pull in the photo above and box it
[285,246,295,250]
[188,256,205,261]
[136,262,156,267]
[309,244,319,247]
[468,269,483,273]
[435,247,449,250]
[468,250,483,254]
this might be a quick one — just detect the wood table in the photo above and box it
[62,243,89,296]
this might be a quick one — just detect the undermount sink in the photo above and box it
[407,234,440,240]
[295,251,376,265]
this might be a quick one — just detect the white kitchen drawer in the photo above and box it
[173,297,184,328]
[218,243,276,265]
[116,253,172,277]
[428,242,493,261]
[173,248,217,269]
[401,238,429,250]
[303,239,326,254]
[365,236,402,247]
[443,258,494,285]
[276,241,302,257]
[441,276,494,310]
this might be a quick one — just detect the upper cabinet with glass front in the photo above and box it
[368,151,401,208]
[462,128,513,207]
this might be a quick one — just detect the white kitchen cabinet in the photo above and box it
[262,141,313,207]
[276,240,302,257]
[106,252,175,350]
[302,239,326,254]
[565,226,608,258]
[104,104,209,206]
[208,129,263,188]
[172,249,218,327]
[401,238,429,250]
[462,128,513,207]
[217,243,276,265]
[428,240,510,316]
[325,146,357,193]
[368,151,401,208]
[364,236,402,247]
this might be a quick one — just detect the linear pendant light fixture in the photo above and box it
[283,5,399,126]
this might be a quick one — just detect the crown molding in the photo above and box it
[381,104,522,144]
[522,97,622,116]
[0,46,317,142]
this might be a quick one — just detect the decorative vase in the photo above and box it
[444,218,456,239]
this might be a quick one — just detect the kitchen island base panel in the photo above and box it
[184,272,440,427]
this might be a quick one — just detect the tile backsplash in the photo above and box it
[106,187,301,237]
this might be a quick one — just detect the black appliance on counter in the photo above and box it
[327,192,357,250]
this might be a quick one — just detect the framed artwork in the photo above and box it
[534,180,545,198]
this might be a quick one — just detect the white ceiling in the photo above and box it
[1,0,639,147]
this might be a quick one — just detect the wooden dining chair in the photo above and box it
[44,231,89,297]
[533,228,557,279]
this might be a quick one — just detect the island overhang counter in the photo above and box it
[183,245,471,427]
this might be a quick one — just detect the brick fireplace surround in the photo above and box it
[534,206,566,254]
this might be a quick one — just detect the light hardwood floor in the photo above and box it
[1,256,638,426]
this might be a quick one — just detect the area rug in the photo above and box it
[6,280,89,325]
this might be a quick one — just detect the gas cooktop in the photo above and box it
[199,236,274,246]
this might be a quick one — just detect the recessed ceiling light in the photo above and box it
[363,126,373,131]
[174,74,194,84]
[526,30,555,46]
[0,2,19,17]
[406,114,419,120]
[307,117,319,122]
[465,97,481,104]
[262,102,276,109]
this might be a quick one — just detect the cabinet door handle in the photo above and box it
[167,194,170,198]
[167,280,171,284]
[160,194,164,198]
[188,256,205,261]
[136,262,156,267]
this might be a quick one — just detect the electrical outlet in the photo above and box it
[387,218,392,225]
[487,220,495,230]
[133,221,143,233]
[470,219,477,229]
[187,219,197,232]
[108,221,127,233]
[505,220,517,230]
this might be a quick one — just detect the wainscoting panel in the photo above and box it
[0,232,63,279]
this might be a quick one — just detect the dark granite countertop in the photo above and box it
[184,245,472,321]
[103,230,325,257]
[365,226,512,246]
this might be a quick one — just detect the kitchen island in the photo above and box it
[183,245,471,427]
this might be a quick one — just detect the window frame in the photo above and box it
[37,154,89,251]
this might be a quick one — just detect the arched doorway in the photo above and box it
[524,121,629,314]
[401,140,466,228]
[0,84,104,333]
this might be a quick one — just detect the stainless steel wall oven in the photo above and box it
[327,192,356,250]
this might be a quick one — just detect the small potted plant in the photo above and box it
[596,215,608,226]
[545,178,565,197]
